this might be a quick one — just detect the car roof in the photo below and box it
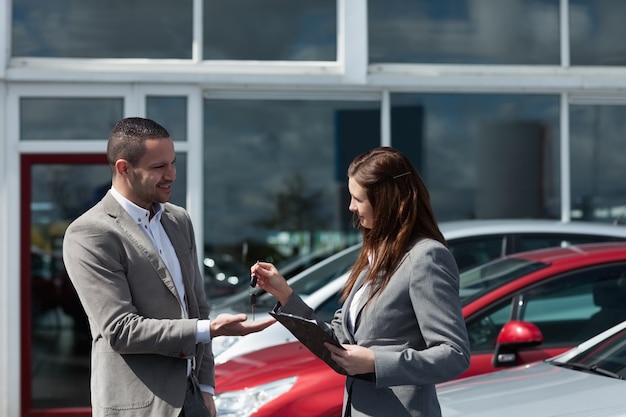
[504,241,626,264]
[440,219,626,239]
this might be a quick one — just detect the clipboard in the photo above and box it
[269,310,347,375]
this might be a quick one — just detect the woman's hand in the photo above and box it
[325,343,376,376]
[250,262,293,305]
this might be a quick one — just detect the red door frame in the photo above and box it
[21,154,107,417]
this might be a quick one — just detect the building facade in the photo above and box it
[2,0,626,415]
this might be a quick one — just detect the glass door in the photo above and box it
[569,103,626,223]
[21,154,109,416]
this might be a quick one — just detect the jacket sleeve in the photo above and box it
[62,217,200,359]
[373,244,470,387]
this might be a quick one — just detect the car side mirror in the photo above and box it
[492,320,543,368]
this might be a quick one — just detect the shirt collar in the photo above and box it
[110,186,163,224]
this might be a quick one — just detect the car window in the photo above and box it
[459,258,547,304]
[520,263,626,346]
[466,299,514,352]
[448,236,506,271]
[211,245,358,312]
[315,292,343,323]
[465,262,626,353]
[563,327,626,379]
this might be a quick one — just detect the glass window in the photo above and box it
[28,159,110,409]
[171,152,187,208]
[564,327,626,379]
[569,0,626,66]
[203,0,336,60]
[26,153,188,410]
[202,98,374,301]
[147,96,188,142]
[466,300,512,352]
[391,93,560,221]
[570,105,626,222]
[20,98,123,140]
[520,265,626,345]
[368,0,560,64]
[12,0,192,58]
[448,236,506,272]
[466,263,626,352]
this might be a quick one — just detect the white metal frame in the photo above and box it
[1,0,13,413]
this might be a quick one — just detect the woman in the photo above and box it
[251,147,469,417]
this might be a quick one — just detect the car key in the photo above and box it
[250,292,256,321]
[250,261,259,320]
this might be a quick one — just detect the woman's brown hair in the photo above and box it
[342,147,446,301]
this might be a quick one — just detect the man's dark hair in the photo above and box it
[106,117,170,168]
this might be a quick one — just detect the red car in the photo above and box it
[214,242,626,417]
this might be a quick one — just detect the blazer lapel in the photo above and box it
[102,192,180,302]
[344,272,368,342]
[345,270,384,338]
[160,208,200,316]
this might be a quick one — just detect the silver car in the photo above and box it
[437,320,626,417]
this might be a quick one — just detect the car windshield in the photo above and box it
[552,327,626,380]
[210,244,359,313]
[459,257,548,305]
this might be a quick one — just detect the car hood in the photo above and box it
[215,341,330,393]
[437,361,626,417]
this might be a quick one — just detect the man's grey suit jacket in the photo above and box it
[63,191,213,417]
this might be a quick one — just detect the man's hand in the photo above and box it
[202,392,217,417]
[210,313,275,338]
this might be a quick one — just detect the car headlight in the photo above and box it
[214,376,297,417]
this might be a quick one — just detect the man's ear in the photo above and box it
[114,160,130,177]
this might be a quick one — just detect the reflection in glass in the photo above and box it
[570,105,626,222]
[30,163,110,408]
[20,98,123,140]
[147,96,188,142]
[202,99,373,290]
[203,0,336,60]
[368,0,560,64]
[12,0,192,58]
[171,152,187,208]
[569,0,626,66]
[391,93,560,220]
[28,154,188,409]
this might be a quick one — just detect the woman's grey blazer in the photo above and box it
[62,191,213,417]
[277,238,470,417]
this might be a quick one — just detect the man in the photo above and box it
[63,117,274,417]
